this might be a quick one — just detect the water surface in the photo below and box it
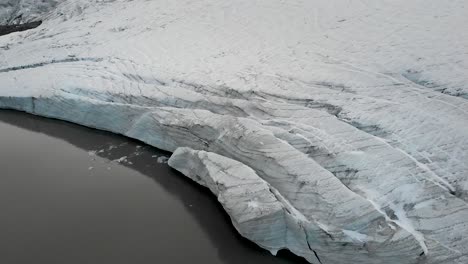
[0,110,306,264]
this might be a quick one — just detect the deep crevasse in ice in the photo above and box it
[1,0,468,263]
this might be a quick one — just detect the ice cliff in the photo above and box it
[1,0,467,263]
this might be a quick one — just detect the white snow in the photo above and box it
[0,0,58,25]
[1,0,468,263]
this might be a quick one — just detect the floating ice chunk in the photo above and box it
[156,156,169,164]
[114,156,127,163]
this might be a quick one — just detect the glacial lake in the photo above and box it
[0,110,305,264]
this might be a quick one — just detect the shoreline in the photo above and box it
[0,109,305,264]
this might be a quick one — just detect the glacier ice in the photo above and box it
[1,0,468,263]
[0,0,58,25]
[168,147,423,264]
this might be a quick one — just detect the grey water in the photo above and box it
[0,110,306,264]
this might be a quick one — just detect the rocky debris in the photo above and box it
[0,21,41,36]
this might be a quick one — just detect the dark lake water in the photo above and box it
[0,110,306,264]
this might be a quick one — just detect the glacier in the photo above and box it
[1,0,468,263]
[0,0,58,25]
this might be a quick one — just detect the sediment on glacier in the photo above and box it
[0,21,41,36]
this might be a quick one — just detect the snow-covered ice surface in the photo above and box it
[0,0,58,25]
[1,0,468,263]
